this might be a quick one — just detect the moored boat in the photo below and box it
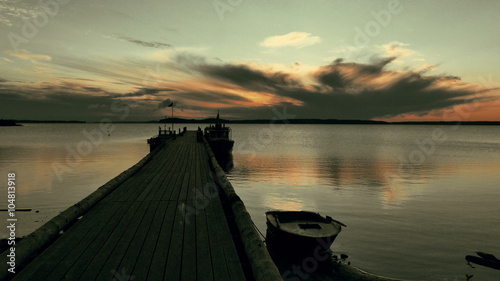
[204,111,234,156]
[265,210,345,255]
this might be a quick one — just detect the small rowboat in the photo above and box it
[265,210,345,255]
[466,252,500,270]
[204,111,234,155]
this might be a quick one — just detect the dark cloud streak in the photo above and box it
[179,91,250,103]
[178,55,485,120]
[117,87,176,98]
[0,82,159,121]
[107,34,172,49]
[199,63,302,91]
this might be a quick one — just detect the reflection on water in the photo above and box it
[264,192,306,211]
[214,152,234,172]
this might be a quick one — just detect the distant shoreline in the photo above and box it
[8,120,86,124]
[6,119,500,126]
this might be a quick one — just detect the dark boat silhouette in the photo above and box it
[266,210,345,255]
[466,252,500,270]
[204,111,234,156]
[0,120,21,126]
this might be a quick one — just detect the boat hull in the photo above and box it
[207,139,234,171]
[207,139,234,155]
[265,211,343,256]
[466,255,500,270]
[266,225,339,255]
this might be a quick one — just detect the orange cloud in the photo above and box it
[383,87,500,122]
[381,41,416,58]
[8,51,52,62]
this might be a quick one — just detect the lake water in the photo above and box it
[1,123,499,280]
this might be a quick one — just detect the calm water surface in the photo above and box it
[228,124,500,281]
[1,123,499,280]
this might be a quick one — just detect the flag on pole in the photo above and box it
[169,101,174,132]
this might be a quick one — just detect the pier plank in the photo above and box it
[110,199,161,280]
[163,204,185,280]
[130,200,168,279]
[10,201,124,281]
[147,202,176,280]
[196,209,214,281]
[205,198,231,281]
[194,142,214,281]
[74,201,145,281]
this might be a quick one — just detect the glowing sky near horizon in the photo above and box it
[0,0,499,121]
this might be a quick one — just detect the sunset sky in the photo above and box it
[1,0,499,121]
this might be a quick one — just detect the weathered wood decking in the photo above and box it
[10,132,249,281]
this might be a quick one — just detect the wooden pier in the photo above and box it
[2,131,281,281]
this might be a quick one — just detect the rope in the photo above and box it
[252,220,266,241]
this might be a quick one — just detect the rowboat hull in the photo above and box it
[466,255,500,270]
[266,211,344,255]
